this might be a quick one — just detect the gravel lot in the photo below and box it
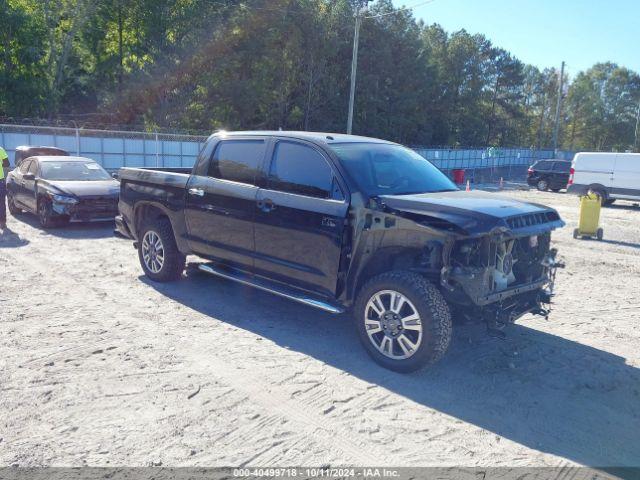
[1,190,639,468]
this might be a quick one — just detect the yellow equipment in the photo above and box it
[0,146,7,180]
[573,191,603,240]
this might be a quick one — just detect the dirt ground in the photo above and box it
[1,189,639,468]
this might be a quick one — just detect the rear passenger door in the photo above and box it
[184,138,266,271]
[23,160,39,211]
[551,161,570,189]
[253,140,349,297]
[11,159,30,207]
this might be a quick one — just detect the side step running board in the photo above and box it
[197,263,345,314]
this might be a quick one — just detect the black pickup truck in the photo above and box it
[116,131,565,372]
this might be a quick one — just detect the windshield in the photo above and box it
[40,161,111,181]
[329,143,457,196]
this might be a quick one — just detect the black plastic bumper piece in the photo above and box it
[114,215,132,239]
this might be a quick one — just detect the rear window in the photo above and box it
[208,140,265,185]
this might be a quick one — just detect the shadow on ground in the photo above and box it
[142,267,640,468]
[11,213,116,239]
[599,239,640,250]
[0,226,30,248]
[607,202,640,211]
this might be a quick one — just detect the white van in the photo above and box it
[567,152,640,205]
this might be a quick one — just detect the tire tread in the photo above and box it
[355,270,452,372]
[138,217,185,282]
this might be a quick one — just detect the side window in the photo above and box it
[268,142,334,199]
[20,160,32,174]
[553,162,570,172]
[208,140,265,185]
[27,161,39,175]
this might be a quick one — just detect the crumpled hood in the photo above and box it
[379,190,565,236]
[41,180,120,198]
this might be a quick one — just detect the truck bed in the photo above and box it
[118,167,192,187]
[116,167,193,241]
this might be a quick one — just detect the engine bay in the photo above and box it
[444,231,555,301]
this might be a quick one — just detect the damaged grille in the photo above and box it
[506,211,560,230]
[77,197,119,213]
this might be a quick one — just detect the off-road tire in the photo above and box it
[354,271,452,373]
[7,192,21,216]
[137,217,185,282]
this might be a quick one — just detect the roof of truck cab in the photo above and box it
[212,131,397,145]
[28,155,98,162]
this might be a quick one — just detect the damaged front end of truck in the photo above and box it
[375,192,565,332]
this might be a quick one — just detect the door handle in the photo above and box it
[257,199,276,212]
[188,188,205,197]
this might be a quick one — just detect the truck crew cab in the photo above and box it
[116,131,565,372]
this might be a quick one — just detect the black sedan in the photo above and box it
[6,156,120,228]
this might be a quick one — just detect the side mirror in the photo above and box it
[111,172,119,179]
[23,173,35,181]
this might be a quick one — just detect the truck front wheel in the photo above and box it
[137,218,185,282]
[354,271,452,373]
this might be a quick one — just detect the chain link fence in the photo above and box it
[412,146,575,184]
[1,123,574,184]
[0,124,207,171]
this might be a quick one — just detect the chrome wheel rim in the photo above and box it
[537,180,547,190]
[142,230,165,273]
[364,290,423,360]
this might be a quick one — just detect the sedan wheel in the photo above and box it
[7,193,21,215]
[38,201,54,228]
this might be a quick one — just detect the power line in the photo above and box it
[364,0,437,19]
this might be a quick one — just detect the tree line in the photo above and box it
[2,0,639,151]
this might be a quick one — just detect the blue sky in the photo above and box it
[391,0,640,76]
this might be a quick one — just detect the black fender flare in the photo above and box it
[132,200,191,254]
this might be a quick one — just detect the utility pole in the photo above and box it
[347,3,366,135]
[552,60,565,153]
[634,101,640,151]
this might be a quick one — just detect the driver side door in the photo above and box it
[253,140,349,297]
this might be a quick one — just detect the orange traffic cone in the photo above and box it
[466,180,471,192]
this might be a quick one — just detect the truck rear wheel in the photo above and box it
[138,218,185,282]
[354,271,452,373]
